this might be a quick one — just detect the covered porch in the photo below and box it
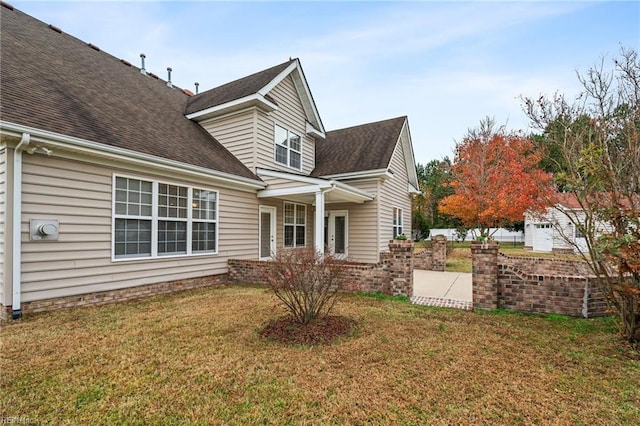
[256,168,375,260]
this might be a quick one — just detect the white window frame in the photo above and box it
[112,174,218,261]
[392,207,403,238]
[283,201,306,248]
[274,123,303,171]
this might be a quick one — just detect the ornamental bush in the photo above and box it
[265,248,348,324]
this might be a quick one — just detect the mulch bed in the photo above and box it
[260,315,356,345]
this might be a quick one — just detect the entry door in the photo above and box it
[533,223,554,252]
[259,206,276,259]
[324,210,348,258]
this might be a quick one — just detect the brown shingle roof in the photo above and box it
[312,116,406,177]
[0,6,258,181]
[185,60,295,115]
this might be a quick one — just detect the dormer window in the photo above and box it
[275,124,302,170]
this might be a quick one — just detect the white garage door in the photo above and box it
[533,223,554,252]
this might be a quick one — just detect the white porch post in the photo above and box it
[314,191,325,254]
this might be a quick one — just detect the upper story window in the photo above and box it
[113,176,218,260]
[275,124,302,170]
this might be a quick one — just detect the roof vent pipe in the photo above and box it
[166,67,173,88]
[140,53,147,75]
[195,82,199,94]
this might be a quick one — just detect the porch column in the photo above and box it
[314,191,325,254]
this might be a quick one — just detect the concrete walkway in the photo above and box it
[411,270,473,310]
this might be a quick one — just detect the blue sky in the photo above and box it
[12,1,639,164]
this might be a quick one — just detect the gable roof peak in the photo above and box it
[184,58,324,135]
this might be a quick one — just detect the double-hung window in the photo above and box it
[114,178,153,258]
[157,183,188,255]
[114,176,218,259]
[284,202,306,247]
[392,207,403,238]
[275,124,302,170]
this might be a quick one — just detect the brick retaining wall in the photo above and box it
[229,241,415,297]
[413,234,447,271]
[472,241,607,317]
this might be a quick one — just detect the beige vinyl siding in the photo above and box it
[330,179,380,263]
[324,200,379,263]
[260,176,308,191]
[257,76,316,175]
[0,147,6,304]
[19,154,259,303]
[256,109,276,169]
[377,140,412,252]
[200,109,257,171]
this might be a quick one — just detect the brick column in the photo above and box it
[431,235,447,271]
[388,240,414,297]
[471,241,499,309]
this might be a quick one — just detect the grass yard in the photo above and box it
[1,286,639,425]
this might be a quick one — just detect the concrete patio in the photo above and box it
[411,270,473,310]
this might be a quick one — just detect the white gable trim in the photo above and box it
[319,168,392,181]
[185,93,278,121]
[257,168,374,203]
[306,122,325,139]
[399,119,419,189]
[258,59,325,137]
[258,61,299,96]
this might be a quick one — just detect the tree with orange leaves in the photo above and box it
[438,118,553,238]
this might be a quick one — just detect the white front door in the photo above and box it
[324,210,348,258]
[259,206,276,259]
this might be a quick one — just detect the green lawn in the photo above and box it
[438,242,581,273]
[1,286,638,425]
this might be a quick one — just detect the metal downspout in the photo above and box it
[12,133,30,319]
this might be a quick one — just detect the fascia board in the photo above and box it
[185,94,277,121]
[0,121,266,191]
[408,183,421,194]
[257,168,373,202]
[257,184,325,198]
[331,180,375,201]
[306,122,325,139]
[400,119,420,188]
[257,61,299,96]
[319,168,389,180]
[257,168,330,185]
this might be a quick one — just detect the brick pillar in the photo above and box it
[431,235,447,271]
[388,240,414,297]
[471,241,499,309]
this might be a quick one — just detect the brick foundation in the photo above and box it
[4,241,419,320]
[0,274,227,320]
[471,243,607,317]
